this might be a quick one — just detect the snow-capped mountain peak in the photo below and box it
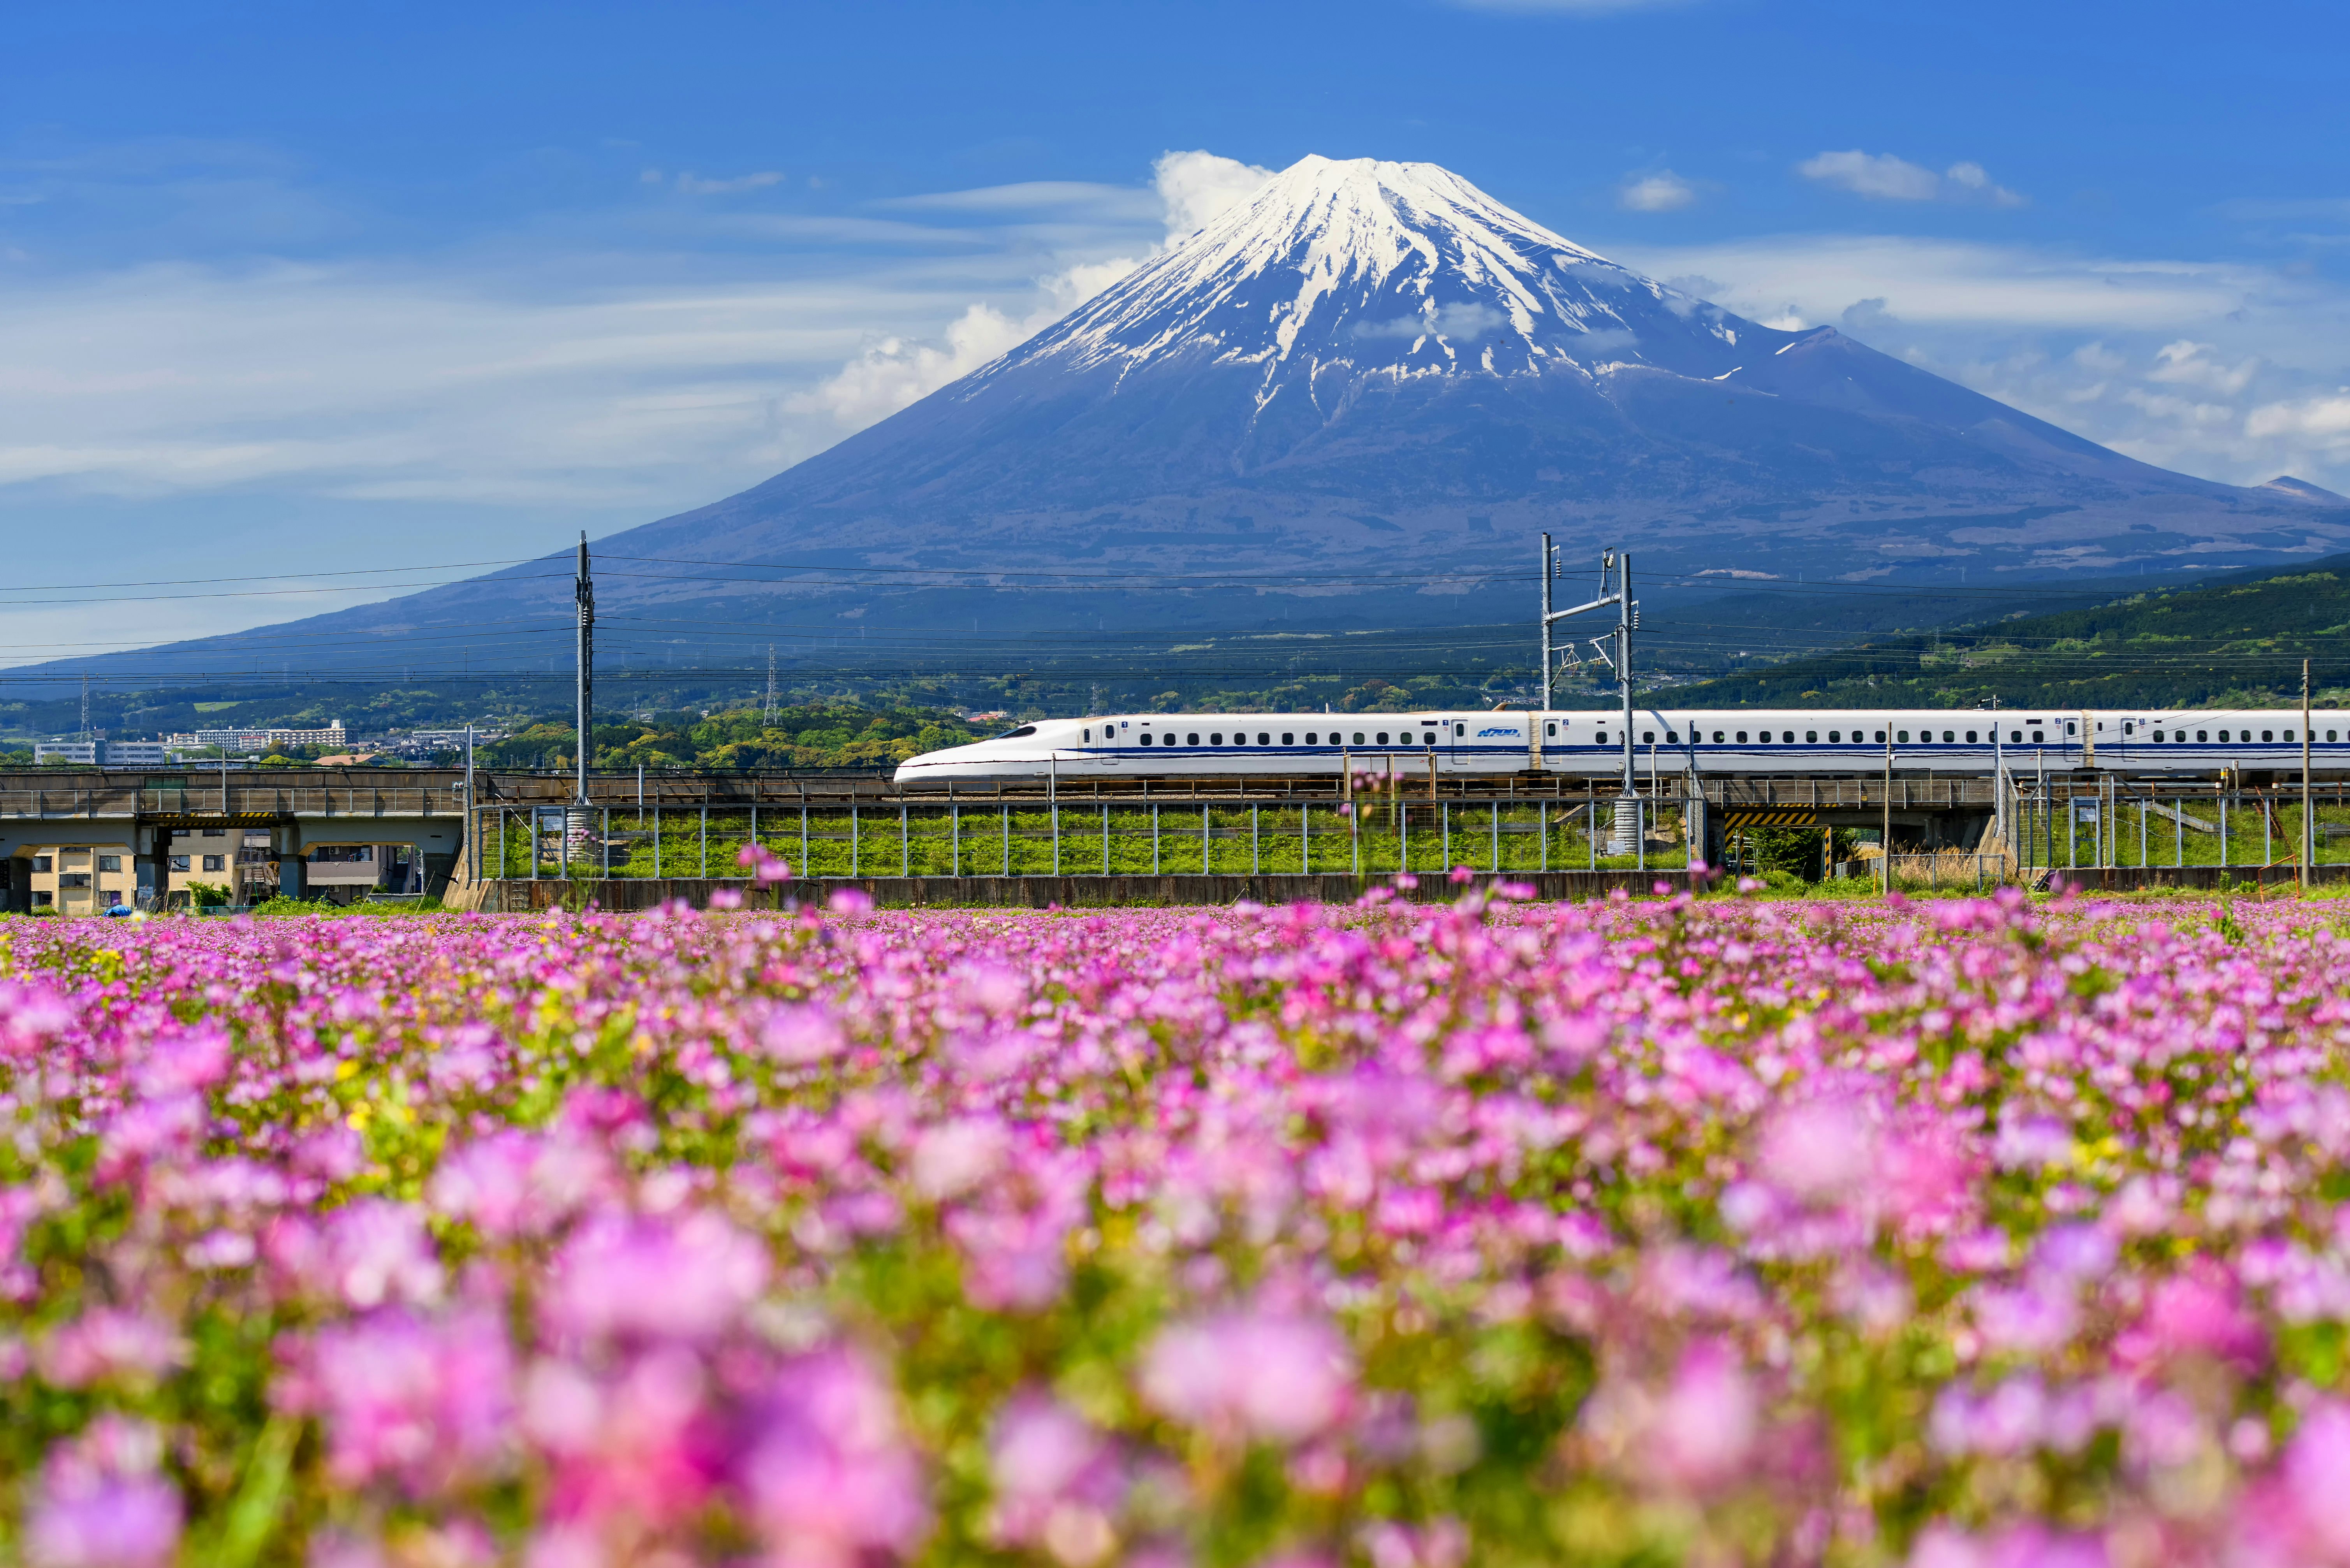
[972,153,1753,400]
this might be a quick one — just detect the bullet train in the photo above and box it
[894,708,2350,786]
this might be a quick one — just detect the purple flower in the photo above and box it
[25,1417,182,1568]
[743,1347,929,1568]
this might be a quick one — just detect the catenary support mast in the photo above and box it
[575,533,594,810]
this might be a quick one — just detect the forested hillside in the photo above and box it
[1677,555,2350,711]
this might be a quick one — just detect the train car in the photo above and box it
[892,708,2350,786]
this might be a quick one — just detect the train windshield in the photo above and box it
[994,726,1037,740]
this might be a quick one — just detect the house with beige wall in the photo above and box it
[17,841,136,913]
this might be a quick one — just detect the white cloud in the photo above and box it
[1153,149,1274,242]
[1945,160,2027,208]
[1618,171,1696,212]
[1799,150,1941,201]
[1612,232,2350,490]
[2148,339,2257,394]
[792,150,1271,429]
[1798,151,2024,206]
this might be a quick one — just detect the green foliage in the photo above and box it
[1750,825,1824,882]
[1681,552,2350,711]
[186,881,232,909]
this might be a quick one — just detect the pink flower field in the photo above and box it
[2,886,2349,1567]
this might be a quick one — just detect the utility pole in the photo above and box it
[1882,725,1894,897]
[1538,540,1640,853]
[574,533,594,810]
[2304,659,2315,889]
[463,724,477,887]
[79,673,90,742]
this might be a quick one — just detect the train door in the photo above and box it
[1441,717,1468,773]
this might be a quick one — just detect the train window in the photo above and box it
[2331,730,2340,742]
[2152,731,2163,742]
[1713,730,1725,744]
[1082,728,1091,741]
[1455,723,1466,737]
[2010,730,2021,743]
[2264,730,2275,743]
[1966,731,1978,744]
[1187,733,1200,745]
[2030,732,2043,744]
[1735,731,1747,744]
[2217,729,2229,742]
[1876,731,1887,743]
[1353,732,1366,745]
[1806,731,1817,744]
[1828,730,1840,743]
[1666,731,1679,745]
[2123,721,2134,735]
[1376,732,1390,745]
[2286,730,2297,742]
[1545,722,1557,737]
[1596,731,1609,745]
[2067,722,2077,735]
[1642,731,1655,745]
[1897,730,1909,743]
[1000,726,1037,739]
[1139,733,1153,746]
[1208,732,1222,745]
[1258,732,1270,745]
[1423,732,1435,746]
[1281,732,1294,745]
[2196,731,2207,742]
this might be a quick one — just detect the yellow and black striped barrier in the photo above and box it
[1719,809,1819,828]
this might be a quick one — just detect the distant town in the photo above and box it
[14,721,507,768]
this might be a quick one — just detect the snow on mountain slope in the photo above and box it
[1007,154,1733,393]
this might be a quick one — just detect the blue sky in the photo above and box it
[5,0,2349,657]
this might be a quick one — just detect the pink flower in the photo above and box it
[542,1209,769,1345]
[25,1416,182,1568]
[292,1307,515,1495]
[910,1118,1009,1202]
[987,1393,1124,1563]
[1646,1339,1759,1489]
[743,1348,929,1568]
[2287,1402,2350,1558]
[1141,1307,1354,1445]
[759,1004,847,1066]
[2119,1271,2266,1371]
[1755,1099,1875,1206]
[39,1310,187,1387]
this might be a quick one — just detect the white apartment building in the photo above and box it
[33,742,97,765]
[162,720,346,752]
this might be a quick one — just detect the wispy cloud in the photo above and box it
[1614,232,2350,489]
[1798,150,2025,207]
[1618,171,1697,212]
[665,170,786,196]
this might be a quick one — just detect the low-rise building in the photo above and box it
[17,842,135,912]
[33,742,97,765]
[162,721,346,752]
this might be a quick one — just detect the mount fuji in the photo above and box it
[61,155,2350,675]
